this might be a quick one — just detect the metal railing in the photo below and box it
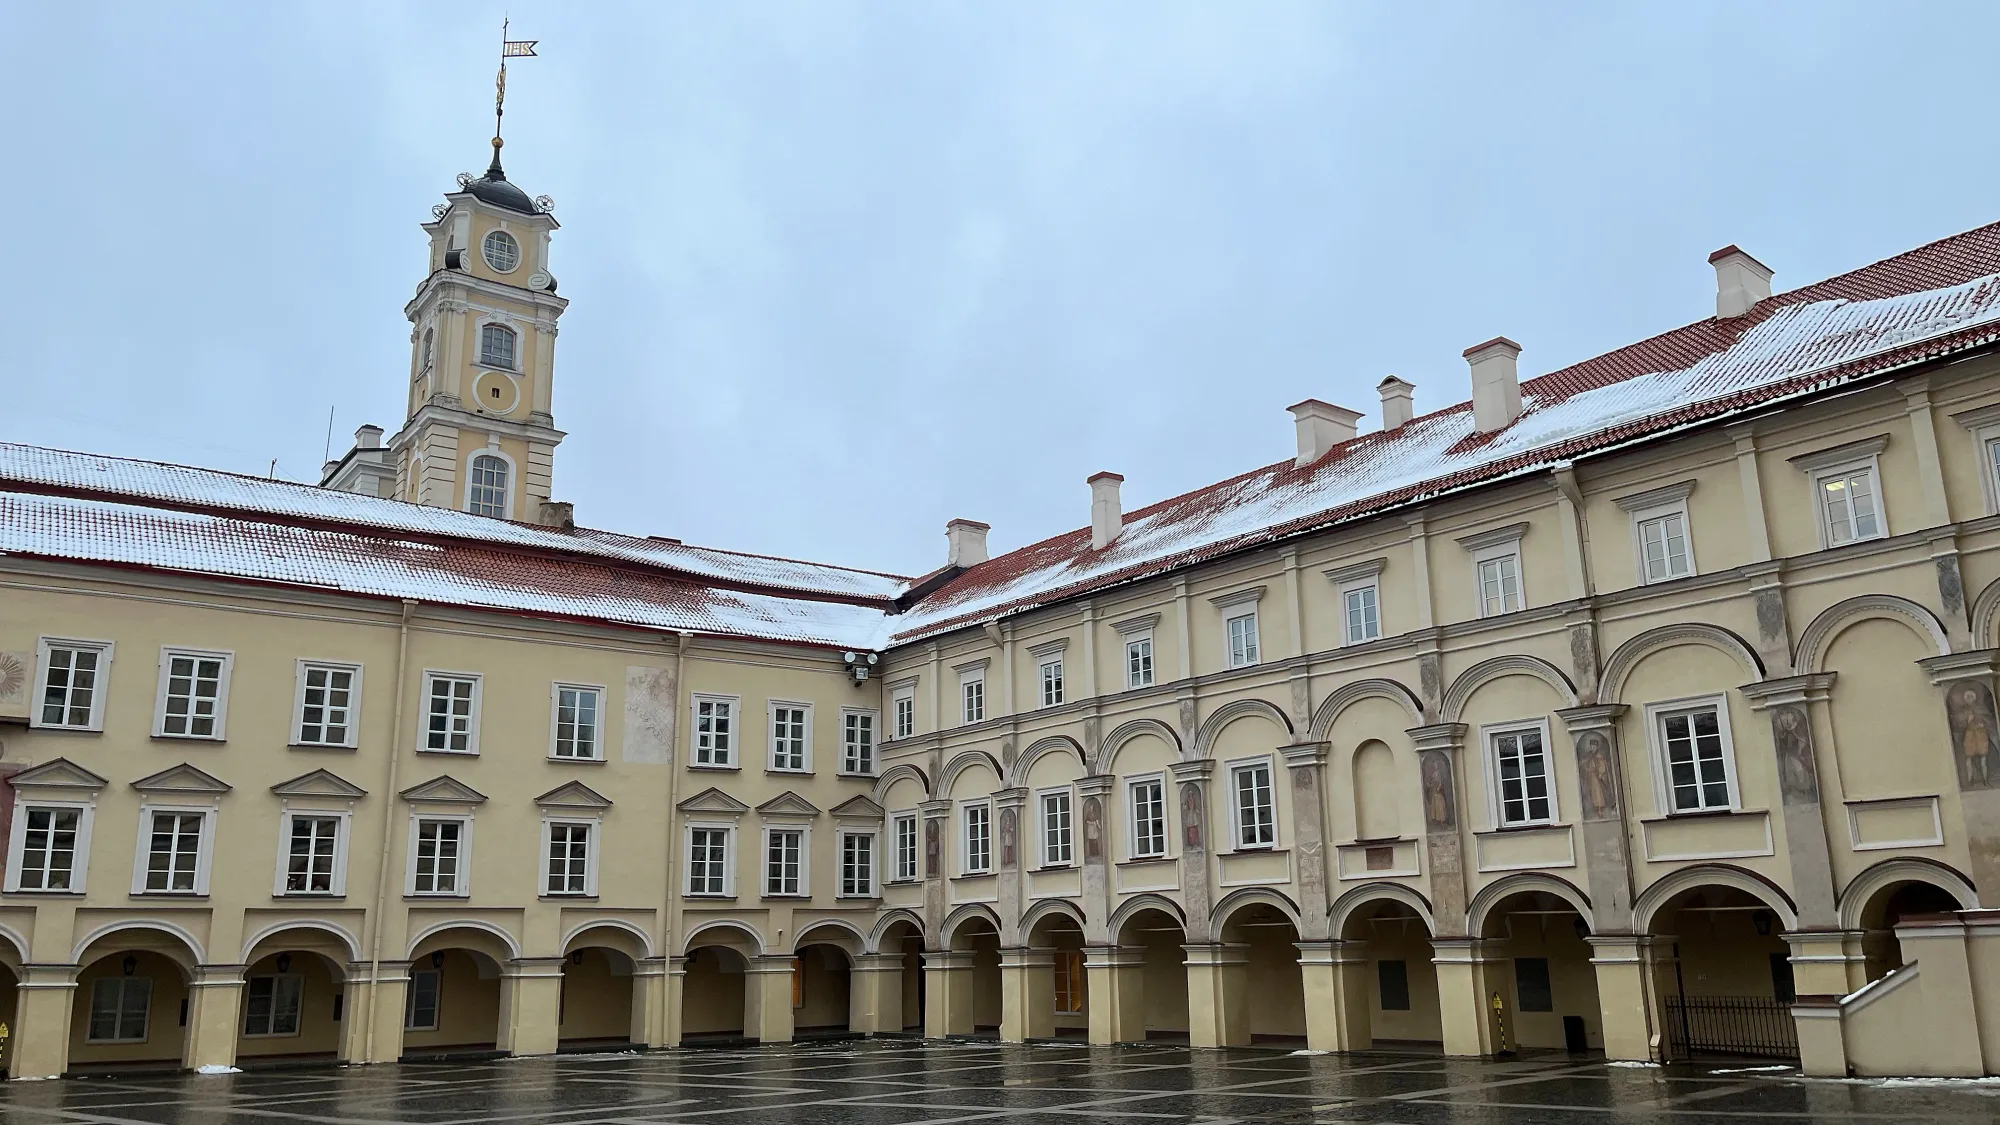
[1662,995,1798,1060]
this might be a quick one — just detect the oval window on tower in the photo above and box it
[481,229,520,273]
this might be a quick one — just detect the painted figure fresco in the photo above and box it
[1771,705,1819,804]
[1947,678,1998,790]
[1576,730,1618,820]
[1180,782,1204,850]
[1420,750,1454,830]
[925,817,940,875]
[999,807,1017,869]
[1082,796,1104,862]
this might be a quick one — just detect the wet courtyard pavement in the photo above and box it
[0,1040,1996,1124]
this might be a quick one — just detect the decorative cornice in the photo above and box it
[1739,672,1838,709]
[1112,613,1161,636]
[1787,433,1890,474]
[1612,479,1696,512]
[1207,586,1267,611]
[1323,557,1388,585]
[1454,522,1530,553]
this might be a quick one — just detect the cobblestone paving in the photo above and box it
[1,1041,1996,1124]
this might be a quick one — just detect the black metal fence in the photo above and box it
[1662,995,1799,1060]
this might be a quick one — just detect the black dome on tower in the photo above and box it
[464,144,539,215]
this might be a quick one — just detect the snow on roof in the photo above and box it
[0,444,909,603]
[0,492,896,651]
[892,221,2000,642]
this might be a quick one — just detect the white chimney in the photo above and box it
[1710,245,1773,319]
[1378,376,1415,430]
[1089,472,1124,550]
[1464,337,1523,434]
[355,424,384,450]
[1287,399,1364,467]
[946,519,990,568]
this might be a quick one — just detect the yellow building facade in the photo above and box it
[3,148,2000,1079]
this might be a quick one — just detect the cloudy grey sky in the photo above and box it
[5,3,1998,578]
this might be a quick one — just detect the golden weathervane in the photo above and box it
[492,17,539,163]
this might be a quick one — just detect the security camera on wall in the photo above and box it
[843,651,879,685]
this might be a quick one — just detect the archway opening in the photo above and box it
[1478,890,1599,1053]
[1027,911,1088,1040]
[559,947,639,1050]
[793,940,854,1036]
[1116,907,1188,1041]
[949,917,1003,1035]
[878,919,925,1032]
[1341,900,1440,1050]
[1857,879,1965,981]
[401,945,505,1058]
[682,946,750,1043]
[1649,884,1794,1060]
[0,956,19,1077]
[235,947,347,1066]
[1220,903,1305,1045]
[69,937,195,1073]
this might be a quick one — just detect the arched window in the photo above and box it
[479,323,517,370]
[467,455,509,518]
[419,327,434,375]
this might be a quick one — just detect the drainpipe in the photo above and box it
[362,599,418,1064]
[657,631,692,1042]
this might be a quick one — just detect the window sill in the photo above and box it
[25,724,103,735]
[688,762,740,772]
[950,872,995,882]
[242,1033,304,1041]
[835,893,882,902]
[417,748,480,757]
[404,894,471,901]
[1484,822,1565,834]
[1221,844,1284,856]
[289,743,358,752]
[151,733,227,744]
[1117,854,1175,867]
[682,893,737,902]
[2,888,84,897]
[1646,807,1753,822]
[275,892,346,901]
[765,767,814,777]
[884,877,921,887]
[836,770,878,780]
[548,755,606,765]
[1031,863,1076,874]
[761,893,810,901]
[131,892,208,900]
[540,894,598,902]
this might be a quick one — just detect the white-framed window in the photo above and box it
[1229,759,1276,848]
[478,322,518,369]
[5,802,92,893]
[1636,509,1693,583]
[294,661,361,748]
[549,683,603,761]
[1039,657,1065,707]
[481,228,521,273]
[1646,695,1741,815]
[1126,634,1155,688]
[422,672,481,754]
[277,812,348,896]
[404,969,441,1031]
[1128,776,1167,858]
[1040,789,1073,867]
[891,687,915,740]
[1816,463,1884,546]
[839,831,875,897]
[543,820,597,896]
[768,701,812,772]
[841,709,876,775]
[33,637,113,731]
[243,974,304,1037]
[692,694,737,767]
[467,454,510,518]
[153,647,232,739]
[891,813,919,881]
[408,816,471,897]
[87,977,153,1043]
[1485,721,1557,828]
[133,807,214,895]
[1476,554,1522,616]
[961,802,992,874]
[1344,581,1381,644]
[764,826,806,896]
[961,673,985,725]
[1226,611,1261,668]
[685,825,734,896]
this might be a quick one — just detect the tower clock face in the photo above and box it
[482,229,521,273]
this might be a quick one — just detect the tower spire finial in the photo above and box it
[490,18,539,176]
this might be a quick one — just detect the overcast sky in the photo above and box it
[5,3,1998,578]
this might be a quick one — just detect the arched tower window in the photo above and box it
[467,455,509,518]
[419,327,435,375]
[479,323,518,370]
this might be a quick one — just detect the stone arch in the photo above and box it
[1108,893,1186,940]
[1192,697,1294,760]
[867,908,928,954]
[794,919,868,957]
[563,919,655,961]
[1838,857,1979,931]
[938,750,1004,798]
[406,919,521,962]
[239,918,363,965]
[1600,624,1764,704]
[1633,864,1798,934]
[1098,717,1184,774]
[1020,898,1088,939]
[1440,655,1577,725]
[1971,576,2000,649]
[0,923,26,968]
[1309,677,1425,740]
[872,763,931,805]
[681,920,766,957]
[72,918,206,970]
[1212,887,1303,933]
[1330,882,1436,938]
[941,903,1004,947]
[1466,873,1592,937]
[1795,594,1950,675]
[1011,735,1087,786]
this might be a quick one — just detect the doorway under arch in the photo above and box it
[1340,898,1441,1050]
[68,928,201,1073]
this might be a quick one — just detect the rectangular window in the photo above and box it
[1377,959,1411,1011]
[1126,636,1155,688]
[892,814,919,881]
[284,815,340,895]
[1053,950,1086,1015]
[552,685,601,760]
[1637,510,1692,583]
[962,804,991,874]
[962,677,985,725]
[765,828,804,896]
[1818,466,1883,545]
[14,806,82,891]
[87,977,152,1043]
[296,662,359,747]
[694,696,735,766]
[244,974,304,1037]
[1039,658,1064,707]
[892,690,915,740]
[1658,703,1735,813]
[841,832,874,897]
[1232,761,1276,848]
[143,811,205,893]
[412,819,464,895]
[36,639,111,730]
[423,673,480,754]
[405,969,441,1031]
[1477,554,1523,617]
[545,822,593,896]
[1226,612,1260,668]
[842,710,875,775]
[155,649,229,738]
[1490,725,1554,827]
[770,703,810,771]
[1129,778,1166,858]
[1344,583,1381,644]
[1041,790,1073,867]
[687,827,729,896]
[1514,956,1554,1013]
